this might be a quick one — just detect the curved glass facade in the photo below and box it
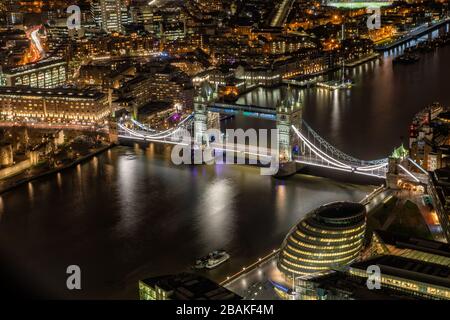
[278,202,366,276]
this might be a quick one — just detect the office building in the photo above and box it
[348,255,450,300]
[278,202,367,277]
[0,86,110,127]
[370,230,450,266]
[139,273,242,300]
[429,167,450,242]
[92,0,128,33]
[409,103,450,171]
[293,270,422,300]
[116,69,194,113]
[0,57,67,89]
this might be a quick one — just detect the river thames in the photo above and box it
[238,27,450,159]
[1,29,450,299]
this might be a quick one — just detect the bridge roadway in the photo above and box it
[208,102,276,120]
[376,17,450,51]
[118,130,388,179]
[270,0,296,27]
[117,117,390,179]
[119,123,277,161]
[118,116,434,193]
[294,158,387,179]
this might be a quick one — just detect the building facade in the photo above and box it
[0,58,67,89]
[278,202,367,277]
[348,255,450,300]
[429,168,450,242]
[0,87,110,127]
[139,273,241,300]
[92,0,127,33]
[409,103,450,171]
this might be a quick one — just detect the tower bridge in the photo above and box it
[114,82,428,183]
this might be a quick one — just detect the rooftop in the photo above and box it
[315,202,365,220]
[140,273,242,300]
[2,57,66,74]
[0,86,105,100]
[301,271,421,300]
[138,101,172,116]
[437,111,450,121]
[350,255,450,289]
[374,230,450,259]
[433,167,450,185]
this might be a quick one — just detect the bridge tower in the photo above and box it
[275,89,303,177]
[276,90,303,162]
[108,117,119,144]
[194,97,208,144]
[194,81,219,144]
[194,82,212,144]
[386,144,409,189]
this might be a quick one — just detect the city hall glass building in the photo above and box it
[278,202,367,276]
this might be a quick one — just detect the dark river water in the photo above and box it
[1,26,450,299]
[238,26,450,160]
[0,146,372,299]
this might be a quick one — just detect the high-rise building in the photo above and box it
[3,0,23,26]
[129,0,154,25]
[90,0,102,27]
[92,0,128,33]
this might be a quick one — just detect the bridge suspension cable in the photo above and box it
[117,112,388,178]
[292,124,388,178]
[300,120,388,166]
[130,119,157,132]
[118,114,193,141]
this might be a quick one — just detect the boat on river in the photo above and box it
[194,250,230,269]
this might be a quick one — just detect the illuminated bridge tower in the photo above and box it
[276,92,303,161]
[275,90,303,177]
[194,81,219,144]
[386,144,409,189]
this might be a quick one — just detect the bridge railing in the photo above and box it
[116,114,389,178]
[299,120,387,166]
[292,123,388,178]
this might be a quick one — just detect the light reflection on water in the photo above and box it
[56,172,62,189]
[2,27,449,298]
[237,30,450,160]
[0,145,372,298]
[0,197,3,222]
[27,182,34,203]
[196,177,236,249]
[116,151,141,237]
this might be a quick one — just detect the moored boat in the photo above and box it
[193,250,230,269]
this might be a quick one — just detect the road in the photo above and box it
[225,256,281,300]
[376,18,450,50]
[270,0,295,27]
[400,190,446,242]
